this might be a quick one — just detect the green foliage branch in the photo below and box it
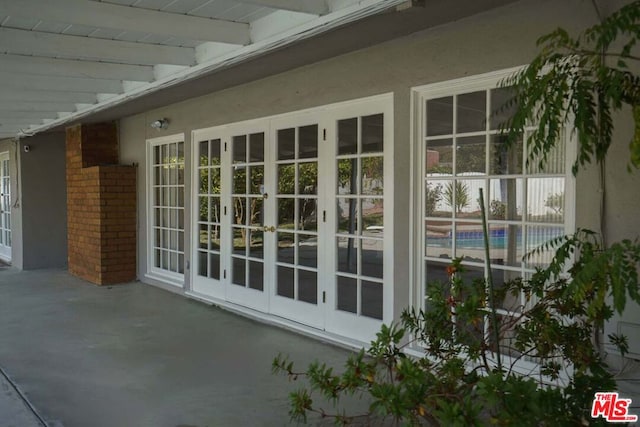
[273,233,640,425]
[443,181,470,214]
[502,0,640,173]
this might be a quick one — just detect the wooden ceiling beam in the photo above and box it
[238,0,328,15]
[0,28,196,66]
[0,0,249,45]
[0,54,154,82]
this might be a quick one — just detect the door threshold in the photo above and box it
[184,290,368,352]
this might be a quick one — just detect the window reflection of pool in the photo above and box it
[427,227,564,249]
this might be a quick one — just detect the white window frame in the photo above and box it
[146,133,186,287]
[411,68,576,369]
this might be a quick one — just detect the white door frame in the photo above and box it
[267,110,325,329]
[191,127,226,300]
[0,152,11,262]
[189,94,394,342]
[222,120,271,313]
[145,133,186,287]
[322,95,394,342]
[191,119,271,312]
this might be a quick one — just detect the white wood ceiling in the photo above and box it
[0,0,406,139]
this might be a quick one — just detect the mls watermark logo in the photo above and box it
[591,392,638,423]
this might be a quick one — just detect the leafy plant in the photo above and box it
[501,1,640,173]
[489,199,506,219]
[274,233,640,425]
[528,229,640,321]
[425,183,442,216]
[444,181,470,214]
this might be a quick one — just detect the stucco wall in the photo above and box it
[20,132,68,270]
[119,0,639,325]
[601,106,640,357]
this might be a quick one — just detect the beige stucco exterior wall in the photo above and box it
[0,133,67,270]
[119,0,639,333]
[19,132,68,270]
[602,106,640,356]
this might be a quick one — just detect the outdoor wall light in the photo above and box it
[150,118,169,130]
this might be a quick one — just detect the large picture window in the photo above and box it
[414,70,574,355]
[147,134,185,285]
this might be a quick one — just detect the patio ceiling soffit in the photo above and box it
[0,0,408,139]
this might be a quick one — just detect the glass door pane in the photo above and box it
[231,133,265,291]
[196,139,222,281]
[274,125,319,304]
[335,113,384,320]
[268,117,324,330]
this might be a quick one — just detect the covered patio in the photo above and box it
[0,268,357,426]
[1,1,640,424]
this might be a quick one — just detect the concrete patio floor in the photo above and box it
[0,268,358,427]
[1,267,639,426]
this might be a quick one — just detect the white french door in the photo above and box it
[192,121,269,312]
[192,136,224,298]
[267,113,324,328]
[146,135,185,285]
[323,99,393,341]
[191,94,393,341]
[225,123,270,312]
[0,153,11,262]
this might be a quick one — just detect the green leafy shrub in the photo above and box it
[274,234,639,425]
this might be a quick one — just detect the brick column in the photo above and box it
[66,123,136,285]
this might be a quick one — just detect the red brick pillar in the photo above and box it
[66,123,136,285]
